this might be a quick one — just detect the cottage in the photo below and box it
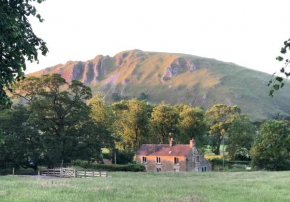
[137,138,212,172]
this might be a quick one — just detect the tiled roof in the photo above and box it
[137,144,191,156]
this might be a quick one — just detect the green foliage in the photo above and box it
[137,92,147,100]
[112,99,151,152]
[0,105,41,169]
[113,150,135,164]
[6,74,104,167]
[206,104,241,155]
[269,39,290,96]
[0,0,48,107]
[111,93,120,101]
[89,95,115,148]
[250,120,290,170]
[227,115,256,160]
[176,104,207,148]
[150,102,179,143]
[72,160,145,172]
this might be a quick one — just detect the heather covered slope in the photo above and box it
[28,50,290,121]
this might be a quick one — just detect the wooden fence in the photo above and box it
[41,168,75,178]
[76,171,108,178]
[41,168,108,178]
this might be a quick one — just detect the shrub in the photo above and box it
[72,160,145,172]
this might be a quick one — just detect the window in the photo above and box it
[156,168,161,172]
[202,166,207,172]
[173,169,179,172]
[142,157,147,163]
[174,157,179,164]
[156,157,161,164]
[196,156,200,162]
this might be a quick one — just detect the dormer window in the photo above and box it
[142,157,147,163]
[156,157,161,164]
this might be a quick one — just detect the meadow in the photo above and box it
[0,171,289,202]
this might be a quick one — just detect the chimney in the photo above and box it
[169,138,175,147]
[190,139,195,148]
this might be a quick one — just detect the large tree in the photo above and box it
[0,105,41,171]
[250,120,290,170]
[13,74,102,167]
[226,115,256,160]
[205,104,241,155]
[0,0,48,107]
[176,104,207,147]
[112,99,151,152]
[150,102,179,144]
[89,95,115,149]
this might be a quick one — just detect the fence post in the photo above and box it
[92,171,94,177]
[84,171,86,178]
[38,170,40,177]
[12,168,14,176]
[74,170,77,178]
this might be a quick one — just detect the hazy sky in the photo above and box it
[27,0,290,74]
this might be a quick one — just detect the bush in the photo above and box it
[114,150,135,164]
[72,160,145,172]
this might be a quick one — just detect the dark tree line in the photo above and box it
[0,74,289,171]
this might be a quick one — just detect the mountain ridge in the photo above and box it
[28,49,290,121]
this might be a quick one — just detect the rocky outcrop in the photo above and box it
[70,62,85,81]
[161,58,196,82]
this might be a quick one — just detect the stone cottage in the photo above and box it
[137,138,212,172]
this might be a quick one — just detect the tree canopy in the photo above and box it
[0,0,48,107]
[251,120,290,170]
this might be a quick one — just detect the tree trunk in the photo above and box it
[214,136,222,155]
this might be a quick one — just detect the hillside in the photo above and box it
[28,50,290,121]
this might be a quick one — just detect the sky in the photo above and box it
[26,0,290,74]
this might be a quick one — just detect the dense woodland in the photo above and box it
[0,74,290,171]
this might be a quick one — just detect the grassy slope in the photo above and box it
[27,50,290,121]
[1,172,290,202]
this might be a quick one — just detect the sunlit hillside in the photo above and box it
[28,50,290,121]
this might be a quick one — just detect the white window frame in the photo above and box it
[142,156,147,164]
[156,157,161,164]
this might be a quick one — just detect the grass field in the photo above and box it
[0,171,289,202]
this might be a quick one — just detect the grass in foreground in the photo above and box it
[0,171,289,202]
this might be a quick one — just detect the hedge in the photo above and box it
[72,160,145,172]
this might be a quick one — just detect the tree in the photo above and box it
[89,95,114,148]
[227,115,256,160]
[205,104,241,155]
[0,0,48,107]
[177,104,207,148]
[137,92,147,100]
[13,74,102,167]
[250,120,290,170]
[112,99,151,152]
[150,102,179,143]
[0,105,41,172]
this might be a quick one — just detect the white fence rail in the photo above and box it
[41,168,108,178]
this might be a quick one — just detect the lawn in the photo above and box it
[0,171,289,202]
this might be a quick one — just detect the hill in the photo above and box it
[28,50,290,121]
